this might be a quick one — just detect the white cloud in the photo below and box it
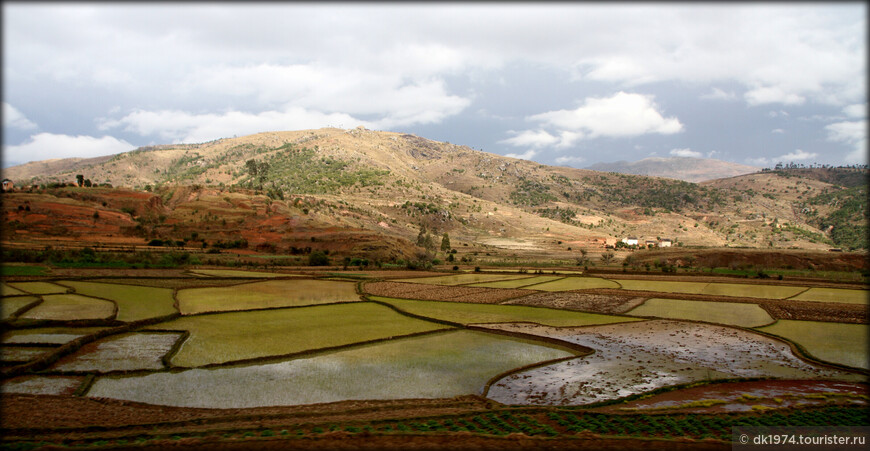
[745,86,805,106]
[554,155,586,166]
[779,149,818,161]
[700,88,736,101]
[707,150,720,159]
[826,120,867,164]
[529,92,683,139]
[499,130,559,148]
[843,103,866,118]
[504,149,538,160]
[669,148,702,158]
[100,107,373,144]
[771,128,785,134]
[745,157,771,166]
[3,103,37,130]
[3,133,133,167]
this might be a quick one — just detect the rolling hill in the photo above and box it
[2,127,866,261]
[585,156,761,182]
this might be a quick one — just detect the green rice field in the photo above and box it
[370,296,641,327]
[177,279,360,315]
[1,296,39,320]
[147,302,451,367]
[394,273,531,286]
[756,320,869,370]
[625,298,775,327]
[613,280,710,294]
[700,283,806,299]
[16,294,115,321]
[790,287,869,305]
[57,281,177,321]
[524,277,621,291]
[6,282,69,295]
[86,330,577,408]
[467,275,563,289]
[1,283,27,296]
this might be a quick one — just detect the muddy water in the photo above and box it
[483,320,865,406]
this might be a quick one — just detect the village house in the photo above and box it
[645,240,657,248]
[1,179,13,192]
[659,238,673,247]
[622,237,639,246]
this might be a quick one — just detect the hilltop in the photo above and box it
[2,127,866,263]
[585,156,760,183]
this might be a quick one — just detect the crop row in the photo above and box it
[4,406,867,450]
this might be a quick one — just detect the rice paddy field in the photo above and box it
[86,330,577,408]
[756,320,869,370]
[370,296,641,327]
[625,298,775,327]
[56,281,177,321]
[1,296,39,319]
[790,287,869,305]
[176,279,360,314]
[6,281,69,295]
[146,302,450,367]
[2,267,867,450]
[16,294,115,321]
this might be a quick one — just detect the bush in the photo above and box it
[148,239,164,246]
[308,250,330,266]
[452,265,459,271]
[474,266,481,272]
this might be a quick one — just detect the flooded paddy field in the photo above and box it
[86,330,576,408]
[49,332,182,372]
[483,319,864,406]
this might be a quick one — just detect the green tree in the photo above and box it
[308,250,330,266]
[76,174,84,187]
[440,233,451,253]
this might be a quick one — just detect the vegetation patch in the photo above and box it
[700,283,806,299]
[626,298,775,327]
[371,296,640,327]
[1,296,40,320]
[16,294,115,321]
[57,280,177,321]
[757,320,869,369]
[0,265,49,277]
[51,332,182,372]
[527,277,621,291]
[790,287,869,305]
[177,279,359,315]
[6,282,69,295]
[146,302,450,367]
[467,275,563,289]
[394,273,531,286]
[87,330,574,408]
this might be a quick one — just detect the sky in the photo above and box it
[2,2,867,170]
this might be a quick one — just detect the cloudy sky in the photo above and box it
[3,2,866,169]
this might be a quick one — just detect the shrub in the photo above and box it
[308,250,330,266]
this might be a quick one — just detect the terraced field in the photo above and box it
[370,296,641,327]
[394,273,531,285]
[176,279,359,314]
[1,296,39,319]
[57,281,177,321]
[16,294,115,321]
[146,302,450,367]
[626,298,775,327]
[6,281,69,295]
[790,287,869,305]
[87,330,577,408]
[757,320,869,370]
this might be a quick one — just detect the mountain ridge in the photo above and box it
[585,156,760,183]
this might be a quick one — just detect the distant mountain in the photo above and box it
[585,157,760,183]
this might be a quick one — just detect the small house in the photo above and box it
[645,240,657,247]
[622,237,638,246]
[659,238,673,247]
[1,179,13,192]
